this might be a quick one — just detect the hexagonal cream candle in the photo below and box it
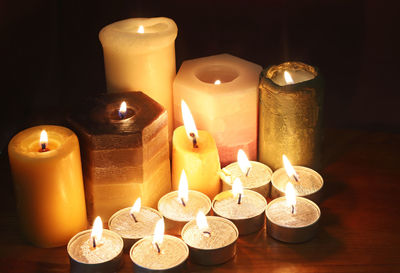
[173,54,262,167]
[68,92,171,222]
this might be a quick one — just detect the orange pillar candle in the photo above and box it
[8,125,87,247]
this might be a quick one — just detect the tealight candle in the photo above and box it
[271,155,324,203]
[130,219,189,272]
[67,217,123,273]
[158,170,211,235]
[266,183,320,243]
[220,149,273,198]
[181,212,238,265]
[8,125,87,247]
[108,198,163,250]
[172,100,220,199]
[212,178,267,235]
[258,61,323,170]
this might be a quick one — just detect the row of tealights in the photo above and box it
[68,150,322,272]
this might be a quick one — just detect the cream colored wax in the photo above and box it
[173,54,262,166]
[8,125,87,247]
[99,17,178,140]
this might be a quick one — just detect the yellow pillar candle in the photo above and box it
[99,17,178,141]
[172,101,220,199]
[8,125,87,247]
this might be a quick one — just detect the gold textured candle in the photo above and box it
[258,62,323,170]
[8,125,87,247]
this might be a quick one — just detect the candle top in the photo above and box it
[8,125,77,158]
[182,216,238,249]
[68,229,123,264]
[68,92,166,149]
[222,161,273,188]
[158,190,211,221]
[272,166,323,196]
[265,62,317,87]
[266,197,320,228]
[108,207,162,239]
[130,235,188,270]
[272,69,315,86]
[213,190,267,219]
[99,17,177,52]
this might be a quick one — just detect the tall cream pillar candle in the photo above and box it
[99,17,178,141]
[173,54,261,166]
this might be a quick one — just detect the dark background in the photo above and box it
[0,0,399,152]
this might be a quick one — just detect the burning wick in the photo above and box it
[155,242,161,254]
[39,130,49,152]
[292,174,299,182]
[237,193,242,205]
[291,205,295,214]
[245,167,251,177]
[130,212,138,223]
[189,132,198,148]
[92,237,96,248]
[180,198,186,207]
[118,101,127,119]
[202,231,211,237]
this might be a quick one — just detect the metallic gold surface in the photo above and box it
[258,62,323,170]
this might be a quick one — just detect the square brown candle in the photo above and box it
[69,92,171,222]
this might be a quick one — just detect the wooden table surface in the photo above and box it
[0,128,399,273]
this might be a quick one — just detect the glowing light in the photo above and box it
[282,155,299,182]
[232,178,244,199]
[138,25,144,33]
[181,100,198,144]
[285,182,297,212]
[196,211,209,230]
[152,218,164,250]
[39,130,48,150]
[237,149,252,176]
[284,71,294,84]
[214,79,221,85]
[91,216,103,247]
[178,170,189,206]
[130,197,141,214]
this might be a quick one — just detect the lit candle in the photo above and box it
[271,155,324,203]
[212,178,267,235]
[108,197,163,250]
[68,92,171,222]
[173,54,262,166]
[265,182,321,243]
[99,17,178,140]
[130,219,189,272]
[181,212,238,265]
[158,170,211,235]
[171,100,220,199]
[220,149,273,198]
[8,125,87,247]
[258,61,323,170]
[67,217,123,273]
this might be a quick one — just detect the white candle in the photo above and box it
[99,17,178,140]
[181,213,238,265]
[68,217,123,272]
[108,198,163,250]
[212,179,267,235]
[130,219,189,272]
[173,54,262,166]
[220,149,273,198]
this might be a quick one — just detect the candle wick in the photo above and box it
[245,167,251,177]
[181,198,186,207]
[293,175,299,182]
[130,212,138,223]
[291,205,295,214]
[189,132,198,148]
[203,231,211,237]
[238,193,242,205]
[92,237,96,249]
[118,111,126,119]
[155,242,161,254]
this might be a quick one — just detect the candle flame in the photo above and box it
[138,25,144,33]
[130,197,141,214]
[284,71,294,84]
[232,178,244,198]
[237,149,252,175]
[178,170,189,205]
[152,218,164,247]
[119,101,127,115]
[196,211,209,230]
[91,216,103,245]
[285,182,297,208]
[39,130,48,149]
[214,79,221,85]
[181,100,198,141]
[282,155,299,182]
